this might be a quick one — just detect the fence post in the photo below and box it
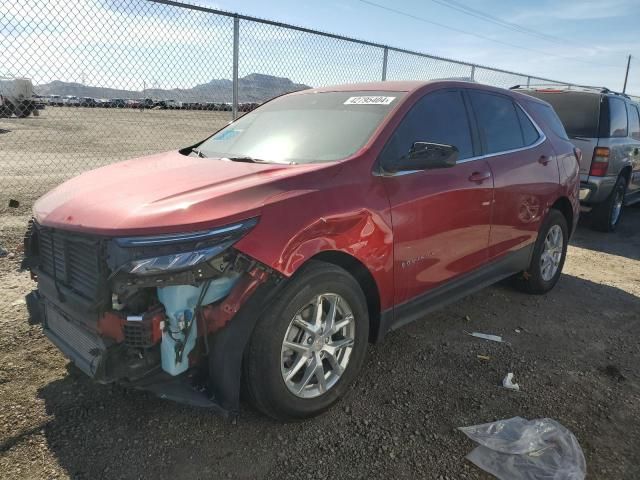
[470,65,475,82]
[382,47,388,81]
[232,16,240,120]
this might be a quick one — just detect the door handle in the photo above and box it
[468,171,492,183]
[538,155,550,165]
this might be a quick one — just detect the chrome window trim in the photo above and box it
[375,99,547,176]
[458,99,547,164]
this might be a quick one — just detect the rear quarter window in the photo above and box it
[629,104,640,140]
[525,101,570,140]
[515,105,540,145]
[607,97,628,137]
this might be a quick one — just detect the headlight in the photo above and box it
[115,218,257,276]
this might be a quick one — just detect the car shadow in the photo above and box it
[28,271,640,479]
[571,207,640,261]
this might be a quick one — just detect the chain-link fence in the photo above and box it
[0,0,600,212]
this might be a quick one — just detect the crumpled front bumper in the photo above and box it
[26,266,285,420]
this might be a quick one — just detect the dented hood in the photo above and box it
[33,150,328,235]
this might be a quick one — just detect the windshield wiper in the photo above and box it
[191,147,207,158]
[568,135,591,141]
[222,156,295,165]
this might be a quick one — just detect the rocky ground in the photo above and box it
[0,208,638,480]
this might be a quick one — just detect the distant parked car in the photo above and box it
[80,97,96,107]
[520,86,640,231]
[95,98,112,108]
[111,98,126,108]
[125,99,142,108]
[47,95,63,106]
[33,95,46,110]
[239,102,260,112]
[63,95,80,107]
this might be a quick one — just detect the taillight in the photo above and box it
[589,147,609,176]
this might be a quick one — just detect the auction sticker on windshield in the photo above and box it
[343,96,396,105]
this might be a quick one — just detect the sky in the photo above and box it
[1,0,639,96]
[204,0,640,93]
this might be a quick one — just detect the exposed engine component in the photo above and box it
[157,272,240,376]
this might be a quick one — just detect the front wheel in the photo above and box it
[243,261,369,421]
[514,209,568,294]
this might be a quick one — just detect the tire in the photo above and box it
[514,209,568,294]
[243,260,369,421]
[591,176,627,232]
[15,103,32,118]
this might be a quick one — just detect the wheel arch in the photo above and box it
[309,250,382,344]
[550,196,574,238]
[619,165,632,188]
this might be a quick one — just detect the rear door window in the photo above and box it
[607,97,628,137]
[379,89,474,170]
[469,91,524,154]
[628,104,640,140]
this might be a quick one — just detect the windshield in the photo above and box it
[523,91,601,138]
[196,91,404,164]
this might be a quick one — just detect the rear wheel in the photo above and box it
[243,261,369,421]
[591,176,626,232]
[15,103,33,118]
[514,209,568,294]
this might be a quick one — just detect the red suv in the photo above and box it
[24,81,580,420]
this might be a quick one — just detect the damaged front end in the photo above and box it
[22,218,281,418]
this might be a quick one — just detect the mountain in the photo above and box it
[35,73,311,103]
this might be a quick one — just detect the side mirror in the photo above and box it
[394,142,459,173]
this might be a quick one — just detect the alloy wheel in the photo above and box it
[540,224,563,281]
[611,188,624,227]
[280,293,355,399]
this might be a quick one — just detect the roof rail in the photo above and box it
[515,83,631,98]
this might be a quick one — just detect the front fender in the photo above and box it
[234,184,394,310]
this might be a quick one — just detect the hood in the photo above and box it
[34,150,330,235]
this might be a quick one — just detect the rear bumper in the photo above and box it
[579,174,616,205]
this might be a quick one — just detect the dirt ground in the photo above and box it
[0,107,231,211]
[0,108,639,479]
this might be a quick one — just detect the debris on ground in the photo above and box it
[466,331,504,343]
[601,364,626,382]
[0,245,7,257]
[502,372,520,391]
[8,199,20,208]
[459,417,586,480]
[476,355,491,361]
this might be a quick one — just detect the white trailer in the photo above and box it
[0,77,36,117]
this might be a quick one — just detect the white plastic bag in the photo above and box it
[459,417,586,480]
